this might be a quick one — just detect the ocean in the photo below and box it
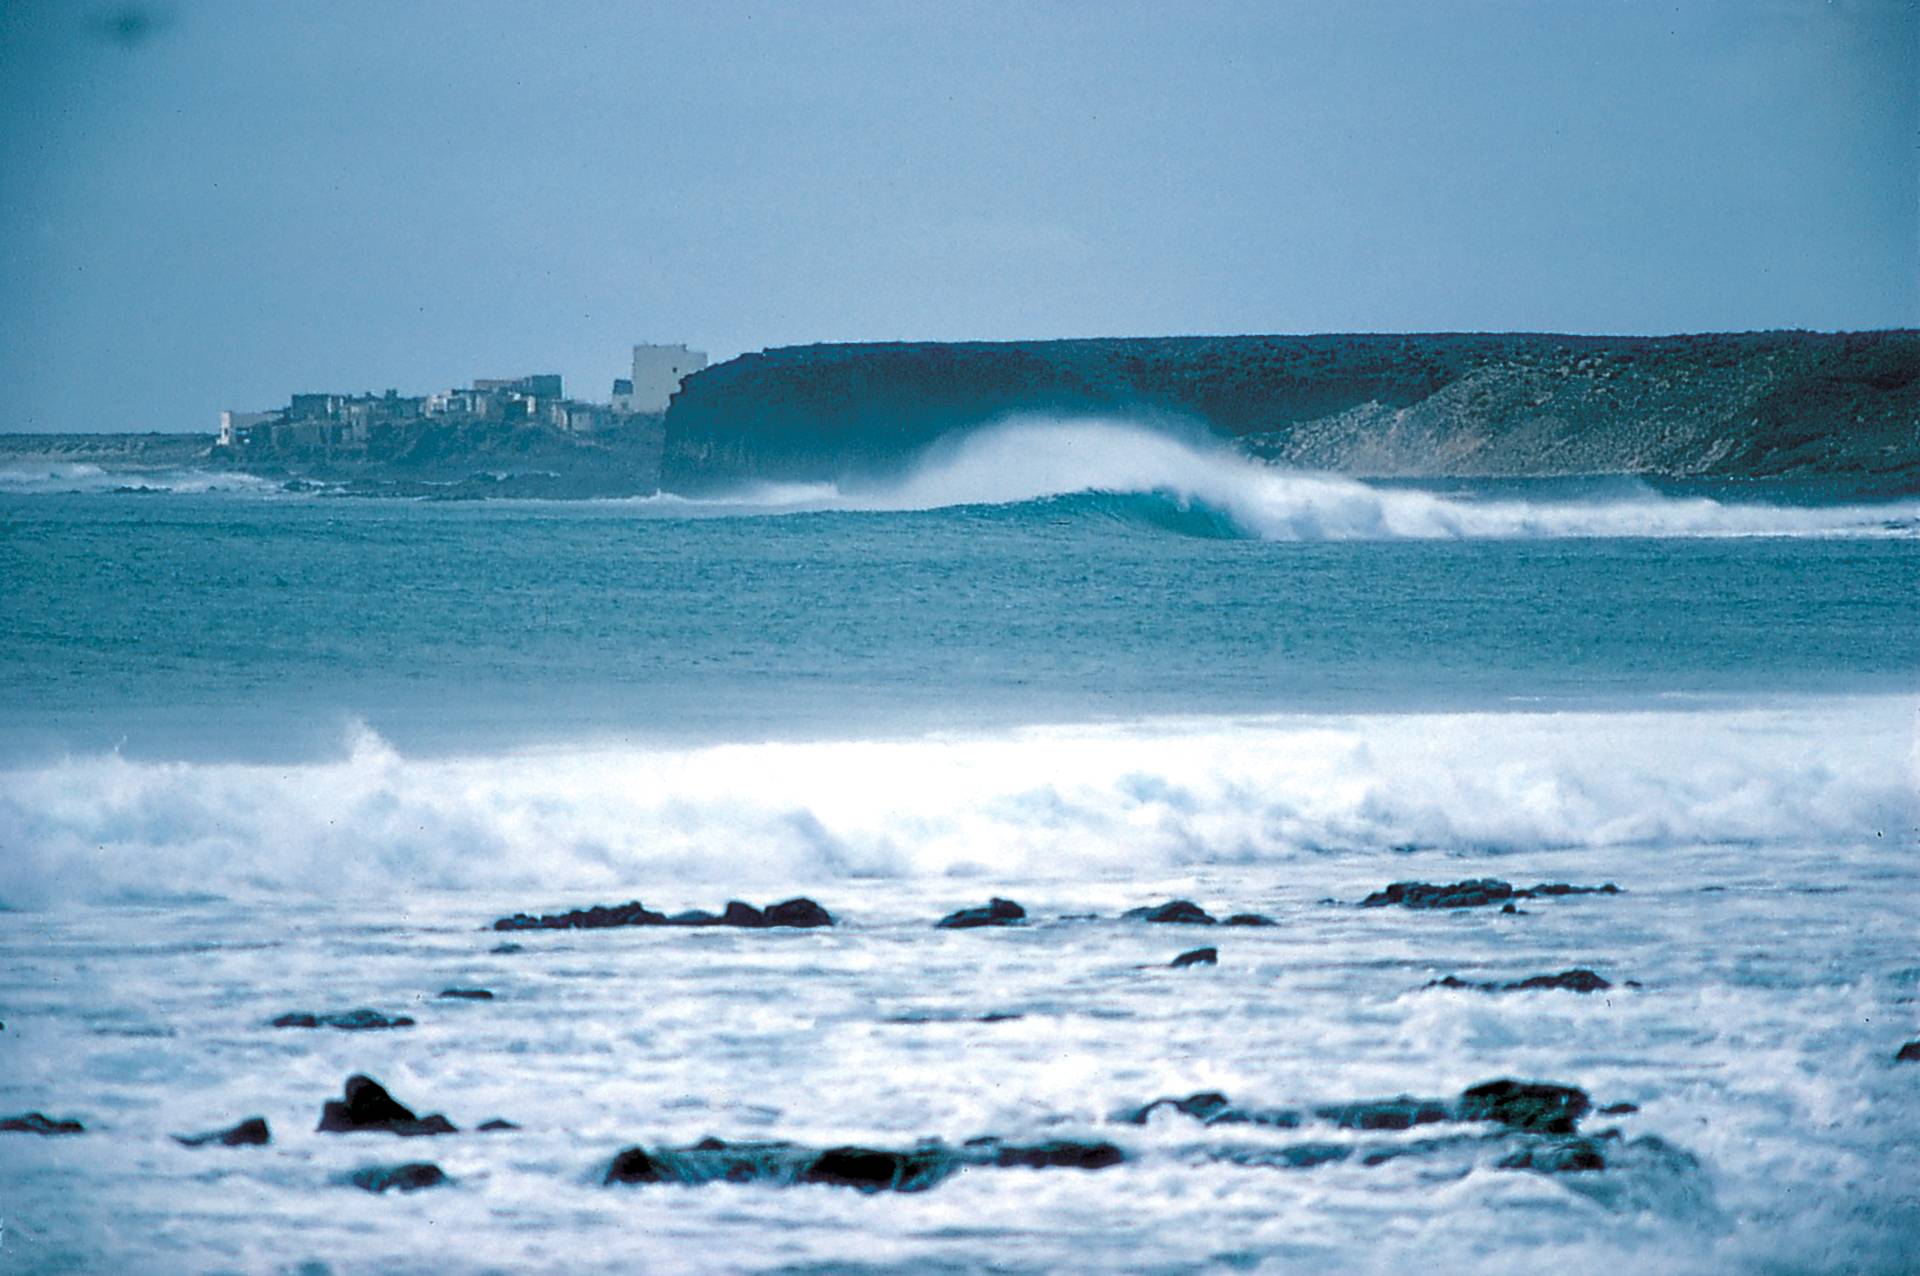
[1,419,1916,1274]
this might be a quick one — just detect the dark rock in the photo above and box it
[1457,1080,1590,1134]
[173,1117,269,1147]
[1223,913,1275,926]
[1123,900,1218,924]
[477,1118,520,1132]
[1597,1102,1640,1115]
[1313,1097,1451,1132]
[1896,1040,1920,1063]
[1360,879,1515,909]
[348,1162,447,1194]
[1362,880,1619,909]
[1508,968,1612,993]
[271,1009,414,1031]
[721,900,767,927]
[0,1112,84,1136]
[492,896,832,931]
[1170,947,1218,969]
[490,942,524,954]
[1127,1079,1592,1137]
[763,897,834,928]
[605,1146,669,1184]
[1426,968,1614,994]
[935,897,1027,929]
[493,900,667,931]
[604,1135,1125,1192]
[1121,1092,1294,1128]
[1500,903,1520,914]
[975,1138,1125,1170]
[882,1010,1025,1024]
[437,988,494,1000]
[801,1146,951,1191]
[1498,1136,1608,1173]
[316,1074,457,1137]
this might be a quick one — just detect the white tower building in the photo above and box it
[615,343,708,414]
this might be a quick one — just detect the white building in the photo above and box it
[217,409,279,446]
[614,343,707,414]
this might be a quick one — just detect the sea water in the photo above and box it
[0,420,1916,1273]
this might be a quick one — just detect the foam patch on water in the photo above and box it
[644,419,1920,540]
[1,699,1910,907]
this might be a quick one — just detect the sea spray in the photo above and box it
[636,417,1920,540]
[1,700,1909,908]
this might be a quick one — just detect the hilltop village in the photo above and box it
[214,343,706,459]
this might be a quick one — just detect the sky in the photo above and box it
[0,0,1914,433]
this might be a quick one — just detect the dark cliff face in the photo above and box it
[660,331,1920,491]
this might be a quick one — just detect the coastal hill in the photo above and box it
[661,330,1920,492]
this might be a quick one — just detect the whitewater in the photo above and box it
[627,418,1920,540]
[1,421,1916,1274]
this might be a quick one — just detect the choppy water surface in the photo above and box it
[0,425,1916,1273]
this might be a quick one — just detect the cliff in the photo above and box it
[660,331,1920,492]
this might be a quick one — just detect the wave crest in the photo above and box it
[652,419,1920,540]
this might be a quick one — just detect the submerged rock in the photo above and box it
[1360,880,1619,909]
[1896,1040,1920,1063]
[970,1137,1126,1170]
[1170,947,1218,969]
[604,1135,1124,1192]
[800,1146,953,1191]
[348,1162,448,1194]
[1123,900,1218,925]
[0,1112,84,1136]
[1427,968,1616,994]
[1223,913,1276,926]
[1313,1097,1452,1132]
[1457,1080,1591,1134]
[316,1075,457,1137]
[936,898,1027,929]
[271,1009,414,1031]
[174,1117,270,1147]
[493,897,834,931]
[476,1118,520,1132]
[437,988,494,1000]
[1122,1092,1248,1126]
[1497,1137,1608,1173]
[882,1010,1025,1024]
[1124,1079,1592,1137]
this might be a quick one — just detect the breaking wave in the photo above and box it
[1,699,1909,907]
[0,461,280,495]
[648,419,1920,540]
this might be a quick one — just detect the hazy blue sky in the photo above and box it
[1,0,1914,432]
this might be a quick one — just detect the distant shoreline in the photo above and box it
[7,329,1917,496]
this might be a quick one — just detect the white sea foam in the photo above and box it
[1,699,1909,907]
[0,460,281,495]
[642,419,1920,540]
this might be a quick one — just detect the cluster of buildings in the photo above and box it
[217,343,708,452]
